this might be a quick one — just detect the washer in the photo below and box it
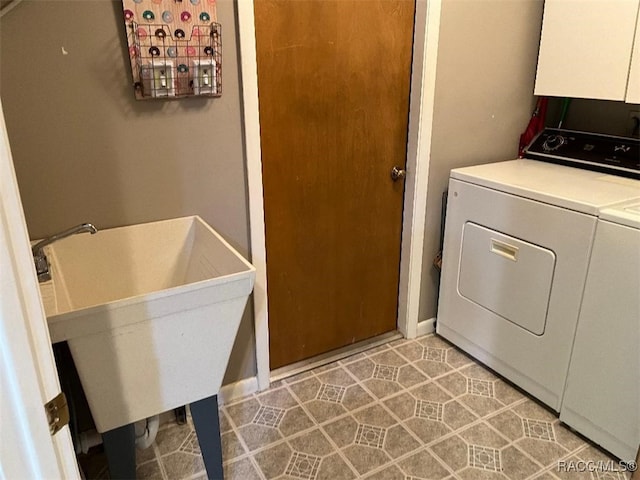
[560,199,640,460]
[436,136,640,411]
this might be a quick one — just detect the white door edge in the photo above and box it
[0,99,80,479]
[238,0,441,389]
[237,0,270,391]
[398,0,441,339]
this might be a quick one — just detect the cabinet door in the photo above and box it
[534,0,640,101]
[626,7,640,103]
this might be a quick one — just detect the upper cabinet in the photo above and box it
[534,0,640,103]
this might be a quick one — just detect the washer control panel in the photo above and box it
[525,128,639,179]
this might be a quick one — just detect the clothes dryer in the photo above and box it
[437,154,640,410]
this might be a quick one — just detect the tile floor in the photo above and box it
[119,334,631,480]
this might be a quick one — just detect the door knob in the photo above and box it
[391,166,406,181]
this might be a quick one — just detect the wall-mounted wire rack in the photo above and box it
[128,21,222,99]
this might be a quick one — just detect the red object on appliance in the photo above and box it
[519,97,548,157]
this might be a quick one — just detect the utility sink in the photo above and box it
[39,216,255,433]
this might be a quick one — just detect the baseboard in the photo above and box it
[416,317,436,337]
[218,376,259,405]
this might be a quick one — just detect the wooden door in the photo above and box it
[255,0,415,369]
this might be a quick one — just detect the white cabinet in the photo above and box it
[534,0,640,102]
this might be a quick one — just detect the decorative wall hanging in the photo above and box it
[122,0,221,100]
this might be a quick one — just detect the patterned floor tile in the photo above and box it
[238,422,283,451]
[494,379,527,405]
[432,422,547,480]
[414,357,453,378]
[323,415,359,448]
[226,386,318,452]
[136,459,164,480]
[279,405,316,437]
[393,340,425,361]
[154,421,195,456]
[316,366,358,387]
[442,400,478,430]
[129,333,627,480]
[435,368,519,417]
[160,450,205,480]
[468,444,502,471]
[554,455,595,480]
[575,445,633,480]
[224,457,263,480]
[432,435,470,472]
[289,377,324,403]
[221,429,246,463]
[459,422,509,449]
[315,453,356,480]
[456,467,508,479]
[500,445,542,480]
[225,397,261,428]
[289,370,376,424]
[445,346,474,369]
[219,408,234,433]
[397,448,452,479]
[321,405,407,475]
[346,350,428,400]
[136,443,157,464]
[486,399,590,471]
[253,429,343,480]
[288,429,335,457]
[383,424,421,459]
[404,415,452,446]
[532,472,562,480]
[258,387,300,409]
[342,444,392,476]
[254,441,293,479]
[383,384,476,445]
[362,464,405,480]
[285,451,322,479]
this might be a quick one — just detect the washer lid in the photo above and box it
[599,198,640,229]
[451,159,640,215]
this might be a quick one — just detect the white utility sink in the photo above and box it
[39,216,255,433]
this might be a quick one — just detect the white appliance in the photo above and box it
[560,199,640,460]
[436,132,640,412]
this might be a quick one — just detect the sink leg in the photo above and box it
[191,394,224,480]
[101,423,136,480]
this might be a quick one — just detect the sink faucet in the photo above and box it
[32,223,98,282]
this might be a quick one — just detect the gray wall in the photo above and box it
[0,0,255,385]
[418,0,545,321]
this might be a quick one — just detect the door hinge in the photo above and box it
[45,392,69,435]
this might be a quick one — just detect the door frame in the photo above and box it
[237,0,442,390]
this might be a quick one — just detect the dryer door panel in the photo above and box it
[459,222,555,335]
[437,178,597,411]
